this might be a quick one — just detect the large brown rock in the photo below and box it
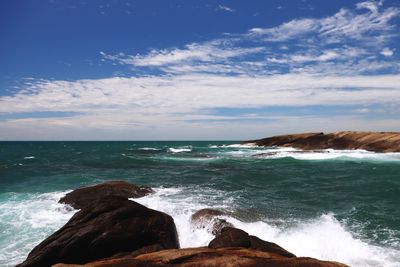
[244,131,400,152]
[59,181,154,209]
[53,247,348,267]
[18,196,179,267]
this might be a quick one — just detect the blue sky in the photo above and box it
[0,0,399,140]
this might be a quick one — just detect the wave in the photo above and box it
[168,146,192,153]
[135,187,400,267]
[155,156,220,162]
[3,187,399,267]
[138,147,162,151]
[253,148,400,162]
[208,145,400,162]
[209,143,257,148]
[0,191,75,267]
[23,156,35,159]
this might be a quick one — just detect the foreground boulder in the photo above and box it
[244,131,400,152]
[191,209,233,235]
[209,227,296,258]
[18,196,179,267]
[59,181,154,209]
[54,247,348,267]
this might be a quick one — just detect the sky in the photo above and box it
[0,0,399,140]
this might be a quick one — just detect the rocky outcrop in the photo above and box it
[209,227,296,258]
[20,181,349,267]
[18,196,179,267]
[53,247,347,267]
[244,131,400,152]
[191,209,233,235]
[59,181,154,209]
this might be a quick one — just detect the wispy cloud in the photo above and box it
[1,1,400,139]
[102,1,399,76]
[1,74,399,139]
[216,5,235,13]
[249,0,398,45]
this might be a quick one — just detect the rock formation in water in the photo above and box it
[243,131,400,152]
[59,180,154,209]
[19,181,349,267]
[18,182,177,267]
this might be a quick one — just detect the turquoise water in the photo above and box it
[0,141,399,266]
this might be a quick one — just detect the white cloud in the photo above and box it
[1,73,400,139]
[2,1,400,140]
[380,47,394,56]
[101,1,399,76]
[249,1,399,45]
[103,41,264,69]
[216,5,235,13]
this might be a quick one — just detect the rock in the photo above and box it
[18,196,179,267]
[59,181,154,209]
[53,247,349,267]
[243,131,400,152]
[211,219,233,236]
[208,227,250,248]
[209,227,295,258]
[191,209,226,221]
[191,209,234,235]
[249,236,296,258]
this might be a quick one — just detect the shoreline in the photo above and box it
[243,131,400,153]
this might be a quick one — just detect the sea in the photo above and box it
[0,141,399,267]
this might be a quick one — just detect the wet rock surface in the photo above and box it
[59,180,154,209]
[18,196,179,267]
[191,208,234,235]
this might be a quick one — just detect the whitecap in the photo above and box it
[0,191,75,266]
[209,143,258,148]
[23,156,35,160]
[135,187,400,267]
[255,148,400,162]
[168,147,192,153]
[138,147,161,151]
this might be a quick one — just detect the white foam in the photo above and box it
[210,143,258,148]
[168,146,192,153]
[2,187,399,267]
[23,156,35,159]
[210,145,400,162]
[257,148,400,161]
[138,147,161,151]
[135,188,400,267]
[0,191,75,266]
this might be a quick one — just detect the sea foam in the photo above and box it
[3,187,399,267]
[168,146,192,153]
[136,187,400,267]
[0,191,74,267]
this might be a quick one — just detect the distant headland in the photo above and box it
[243,131,400,153]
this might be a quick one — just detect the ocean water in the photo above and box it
[0,141,399,267]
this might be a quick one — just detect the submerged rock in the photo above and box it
[244,131,400,152]
[18,196,179,267]
[59,180,154,209]
[190,208,233,235]
[54,247,348,267]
